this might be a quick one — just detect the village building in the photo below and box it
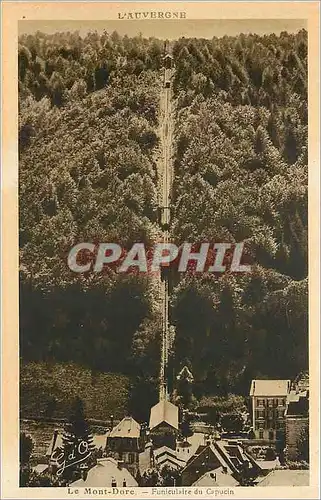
[181,439,261,486]
[180,441,233,486]
[70,457,138,488]
[149,400,179,450]
[176,365,194,383]
[176,433,207,463]
[285,373,309,461]
[250,379,291,441]
[106,417,142,476]
[163,53,174,69]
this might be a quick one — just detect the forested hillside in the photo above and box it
[19,30,164,420]
[19,28,308,420]
[170,30,308,395]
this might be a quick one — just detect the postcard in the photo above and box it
[1,1,320,499]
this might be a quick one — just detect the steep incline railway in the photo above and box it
[158,54,174,401]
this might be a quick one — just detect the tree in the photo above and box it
[171,30,307,396]
[141,468,161,487]
[220,413,244,433]
[63,397,93,443]
[283,124,299,164]
[20,433,34,486]
[176,365,194,407]
[20,433,33,466]
[297,425,309,462]
[180,417,193,440]
[160,465,181,486]
[60,397,95,482]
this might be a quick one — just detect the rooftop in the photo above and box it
[181,442,233,476]
[32,464,49,474]
[71,458,138,487]
[250,379,291,397]
[154,446,186,469]
[286,391,309,417]
[193,467,239,487]
[176,433,206,463]
[177,365,194,382]
[149,400,179,431]
[109,416,141,439]
[257,469,309,486]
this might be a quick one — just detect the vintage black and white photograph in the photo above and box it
[16,12,311,492]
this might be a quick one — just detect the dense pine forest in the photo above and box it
[170,30,308,396]
[19,28,308,421]
[19,30,164,421]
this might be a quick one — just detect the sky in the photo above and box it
[19,19,306,39]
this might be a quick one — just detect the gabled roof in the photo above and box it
[177,365,194,382]
[109,416,140,439]
[192,467,239,487]
[154,446,178,459]
[154,446,186,469]
[32,464,49,474]
[149,400,179,431]
[71,458,138,487]
[181,443,233,476]
[250,380,291,397]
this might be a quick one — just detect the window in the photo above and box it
[259,430,264,439]
[128,453,134,464]
[269,431,274,440]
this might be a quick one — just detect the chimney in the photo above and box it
[110,414,114,429]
